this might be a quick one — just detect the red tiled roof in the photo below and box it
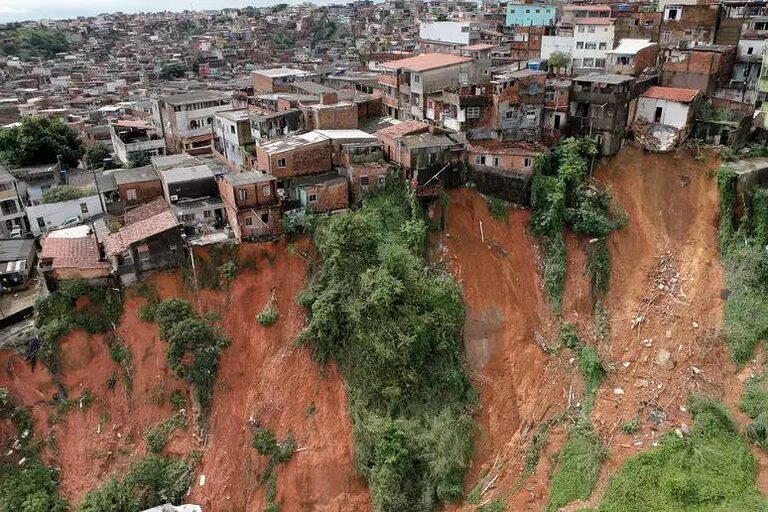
[113,119,151,129]
[123,197,170,226]
[105,209,178,256]
[40,234,109,270]
[642,86,701,103]
[375,120,430,138]
[379,53,472,72]
[463,43,495,51]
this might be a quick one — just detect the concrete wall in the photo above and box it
[541,36,574,61]
[118,179,163,206]
[572,23,615,72]
[419,21,476,45]
[298,180,349,212]
[471,167,531,207]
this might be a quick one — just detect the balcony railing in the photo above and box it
[377,74,398,88]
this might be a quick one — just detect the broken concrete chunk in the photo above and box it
[655,349,675,370]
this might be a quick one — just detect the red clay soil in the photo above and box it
[439,146,766,510]
[0,239,369,511]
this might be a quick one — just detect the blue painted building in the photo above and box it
[505,4,557,27]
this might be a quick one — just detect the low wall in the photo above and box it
[469,167,531,207]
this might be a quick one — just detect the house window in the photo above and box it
[204,210,211,218]
[585,42,597,50]
[378,175,386,186]
[413,74,420,83]
[0,183,12,192]
[476,155,486,165]
[493,157,500,166]
[360,175,370,187]
[262,185,271,197]
[37,217,45,229]
[461,26,470,32]
[578,26,585,33]
[466,107,480,118]
[665,7,680,21]
[576,41,585,49]
[587,26,595,33]
[308,194,317,203]
[80,202,88,214]
[598,42,607,50]
[230,125,235,134]
[747,47,754,55]
[583,58,595,67]
[261,213,269,224]
[277,158,286,168]
[505,111,515,119]
[126,189,137,201]
[244,217,253,226]
[524,158,532,167]
[661,31,671,43]
[595,58,606,68]
[239,189,247,201]
[190,119,200,129]
[180,213,195,223]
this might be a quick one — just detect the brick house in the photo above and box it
[466,140,545,176]
[661,45,736,95]
[113,166,163,206]
[659,3,719,49]
[339,142,391,203]
[218,172,282,241]
[293,174,349,213]
[302,92,359,130]
[376,121,431,161]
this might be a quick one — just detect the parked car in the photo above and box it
[60,216,82,228]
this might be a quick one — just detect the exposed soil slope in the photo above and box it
[440,147,765,510]
[0,240,369,511]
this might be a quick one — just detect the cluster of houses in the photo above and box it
[0,0,766,317]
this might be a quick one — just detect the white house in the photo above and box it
[418,21,480,53]
[572,20,615,74]
[633,85,702,151]
[26,194,104,236]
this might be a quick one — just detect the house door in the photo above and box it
[554,114,561,130]
[654,107,663,123]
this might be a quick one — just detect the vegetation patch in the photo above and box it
[251,426,297,512]
[152,298,230,415]
[560,323,606,413]
[740,372,768,451]
[104,333,133,392]
[193,242,239,290]
[596,395,768,511]
[546,419,604,512]
[488,197,509,222]
[0,116,83,168]
[34,279,124,374]
[0,387,68,511]
[717,166,768,364]
[530,137,627,312]
[76,454,194,512]
[297,185,475,510]
[257,292,279,326]
[144,414,187,453]
[522,412,566,482]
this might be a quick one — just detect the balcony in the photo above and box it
[382,95,399,108]
[377,74,398,88]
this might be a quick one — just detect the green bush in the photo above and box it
[488,197,509,222]
[251,426,296,512]
[596,396,768,511]
[529,137,626,311]
[34,280,123,373]
[77,454,193,512]
[152,298,230,415]
[547,420,604,512]
[298,185,474,510]
[257,293,279,326]
[144,414,187,453]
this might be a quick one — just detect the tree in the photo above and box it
[158,62,186,80]
[42,185,94,204]
[548,51,569,75]
[128,152,151,168]
[84,145,111,170]
[0,27,70,60]
[0,117,84,168]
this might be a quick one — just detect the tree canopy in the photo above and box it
[84,145,112,170]
[0,26,71,60]
[0,117,84,168]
